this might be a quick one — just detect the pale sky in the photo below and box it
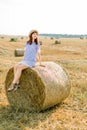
[0,0,87,35]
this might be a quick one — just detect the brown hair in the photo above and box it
[27,30,39,45]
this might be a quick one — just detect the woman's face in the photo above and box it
[32,32,38,40]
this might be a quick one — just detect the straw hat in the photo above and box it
[29,30,39,37]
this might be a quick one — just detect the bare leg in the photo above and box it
[14,64,20,84]
[12,64,29,84]
[8,64,29,91]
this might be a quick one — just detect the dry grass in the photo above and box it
[0,37,87,130]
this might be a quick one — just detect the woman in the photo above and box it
[8,30,44,91]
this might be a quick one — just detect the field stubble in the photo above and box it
[0,37,87,130]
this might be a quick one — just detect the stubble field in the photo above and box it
[0,36,87,130]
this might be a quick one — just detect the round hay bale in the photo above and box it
[5,62,70,112]
[55,40,61,44]
[50,37,54,39]
[80,36,84,39]
[14,49,24,57]
[10,38,17,42]
[39,41,43,45]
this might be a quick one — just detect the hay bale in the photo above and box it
[80,36,84,39]
[10,38,17,42]
[5,62,70,112]
[50,37,54,39]
[39,41,43,45]
[14,49,24,57]
[55,40,61,44]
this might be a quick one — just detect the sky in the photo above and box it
[0,0,87,35]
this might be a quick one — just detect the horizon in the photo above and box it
[0,33,87,36]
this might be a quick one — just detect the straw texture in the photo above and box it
[5,62,70,112]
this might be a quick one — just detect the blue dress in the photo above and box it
[18,42,40,67]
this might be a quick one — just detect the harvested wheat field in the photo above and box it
[0,36,87,130]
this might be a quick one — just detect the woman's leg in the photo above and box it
[14,64,20,84]
[12,64,28,84]
[8,64,28,91]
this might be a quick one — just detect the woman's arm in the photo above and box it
[37,51,45,67]
[37,50,41,65]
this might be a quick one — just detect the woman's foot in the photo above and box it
[14,83,20,91]
[7,83,16,92]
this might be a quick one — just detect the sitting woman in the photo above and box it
[8,30,45,91]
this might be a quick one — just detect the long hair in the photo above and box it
[27,30,39,45]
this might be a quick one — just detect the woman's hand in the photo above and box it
[40,64,46,67]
